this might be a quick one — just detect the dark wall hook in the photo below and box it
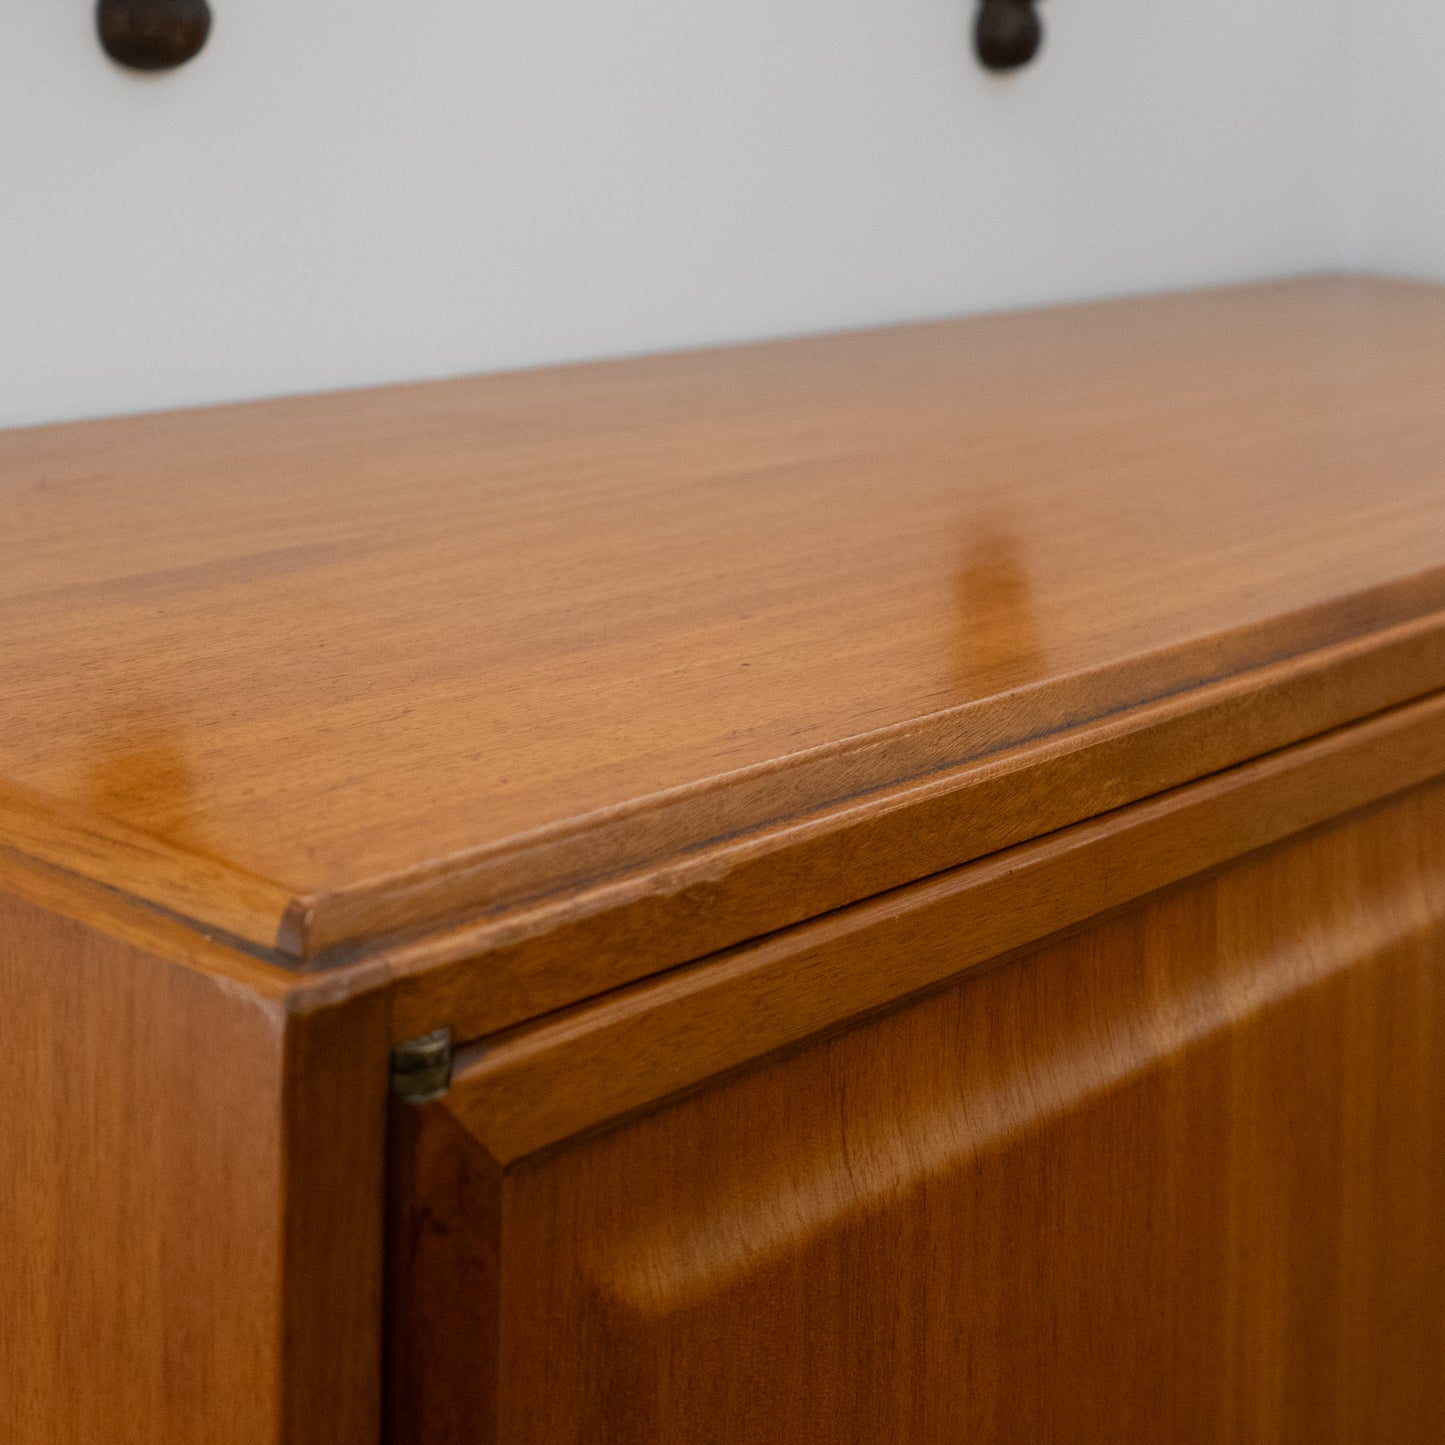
[975,0,1043,72]
[97,0,211,71]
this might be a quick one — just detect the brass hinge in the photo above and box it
[389,1028,454,1103]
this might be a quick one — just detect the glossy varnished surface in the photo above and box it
[439,686,1445,1164]
[391,776,1445,1444]
[5,276,1445,960]
[0,880,388,1445]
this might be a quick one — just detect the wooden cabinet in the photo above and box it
[4,276,1445,1442]
[392,779,1445,1445]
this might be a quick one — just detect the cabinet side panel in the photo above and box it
[283,989,391,1445]
[385,1101,503,1445]
[490,782,1445,1444]
[0,887,289,1443]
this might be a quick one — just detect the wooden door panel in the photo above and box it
[390,780,1445,1444]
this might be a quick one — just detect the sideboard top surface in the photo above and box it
[4,274,1445,965]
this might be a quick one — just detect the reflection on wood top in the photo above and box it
[4,274,1445,964]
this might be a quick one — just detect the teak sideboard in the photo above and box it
[4,276,1445,1444]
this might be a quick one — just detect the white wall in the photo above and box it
[1351,1,1445,284]
[0,0,1361,429]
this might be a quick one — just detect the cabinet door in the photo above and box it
[387,778,1445,1445]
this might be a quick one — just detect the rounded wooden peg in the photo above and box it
[97,0,212,71]
[975,0,1043,72]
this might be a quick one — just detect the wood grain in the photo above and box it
[378,606,1445,1045]
[391,773,1445,1444]
[17,275,1445,1445]
[385,1105,503,1445]
[280,988,392,1443]
[442,685,1445,1162]
[5,277,1445,965]
[0,880,389,1444]
[0,885,286,1442]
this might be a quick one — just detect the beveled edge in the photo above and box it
[285,565,1445,959]
[372,598,1445,1044]
[0,781,295,955]
[5,572,1445,984]
[441,682,1445,1165]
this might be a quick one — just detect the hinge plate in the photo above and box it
[390,1028,454,1103]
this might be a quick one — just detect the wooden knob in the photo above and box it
[97,0,212,71]
[975,0,1043,72]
